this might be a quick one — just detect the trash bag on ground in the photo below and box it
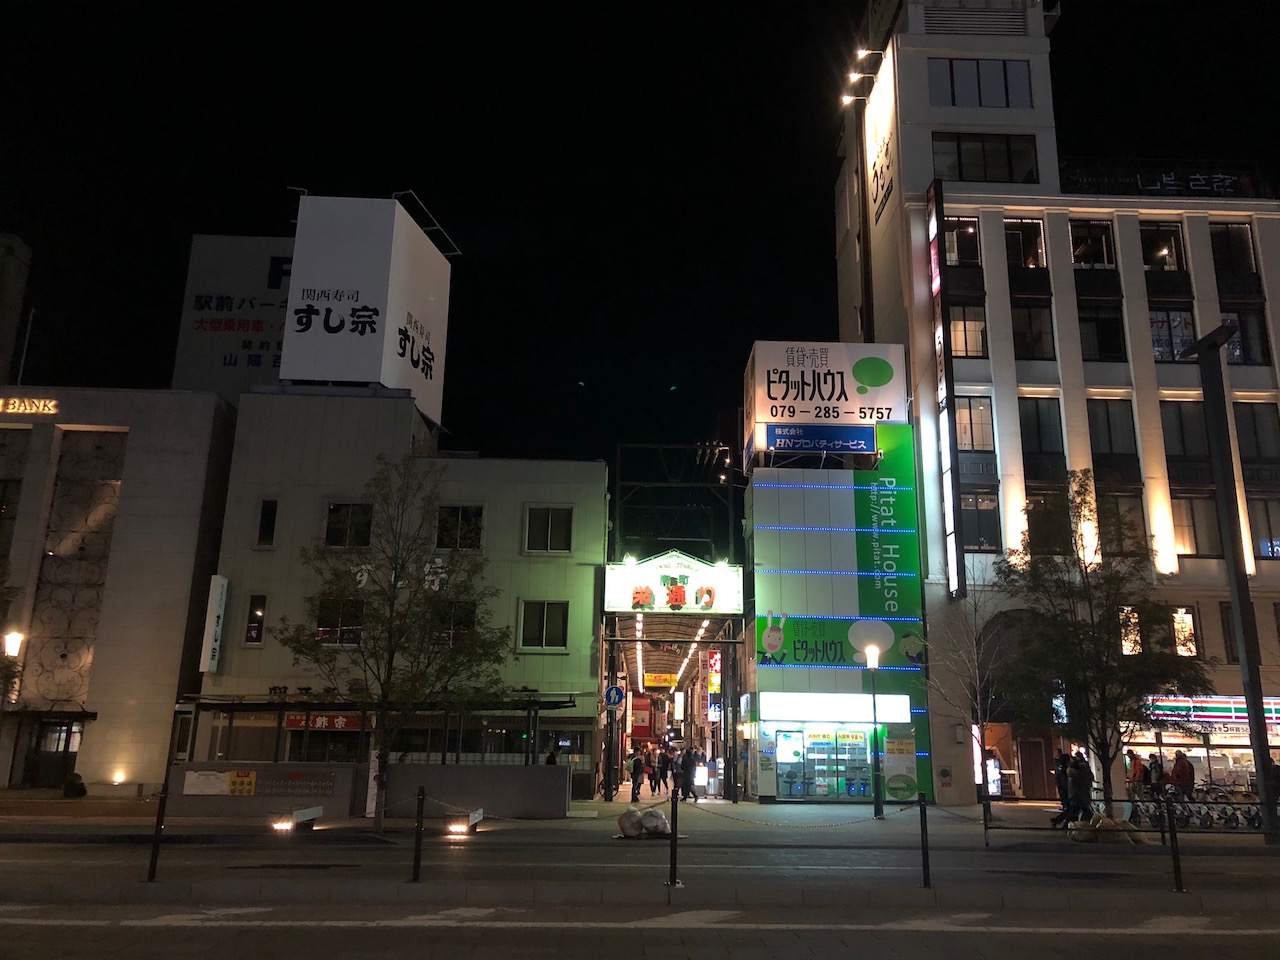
[1117,819,1148,844]
[1067,820,1097,842]
[617,806,644,838]
[639,807,671,835]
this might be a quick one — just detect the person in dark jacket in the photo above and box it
[657,748,671,794]
[630,750,644,803]
[681,747,699,801]
[1049,752,1071,827]
[1065,753,1094,824]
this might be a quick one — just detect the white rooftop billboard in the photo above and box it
[279,196,451,424]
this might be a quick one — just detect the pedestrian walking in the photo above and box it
[657,748,670,794]
[682,747,698,801]
[1064,753,1093,825]
[1170,750,1195,801]
[1124,748,1147,820]
[629,749,644,803]
[670,749,684,801]
[645,747,659,795]
[1048,752,1071,827]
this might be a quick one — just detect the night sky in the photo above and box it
[2,3,1276,463]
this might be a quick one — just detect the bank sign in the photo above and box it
[743,341,907,471]
[752,422,923,668]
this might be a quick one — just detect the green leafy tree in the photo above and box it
[994,470,1214,817]
[274,455,510,829]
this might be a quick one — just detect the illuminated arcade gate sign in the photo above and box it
[604,549,744,615]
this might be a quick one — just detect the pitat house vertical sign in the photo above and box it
[199,575,229,673]
[279,196,452,425]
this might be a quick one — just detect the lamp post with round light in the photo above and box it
[2,631,22,704]
[866,643,884,819]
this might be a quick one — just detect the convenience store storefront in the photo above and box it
[1125,695,1280,791]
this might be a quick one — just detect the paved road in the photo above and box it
[0,902,1274,960]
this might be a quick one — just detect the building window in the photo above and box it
[0,479,21,559]
[1220,602,1241,664]
[1026,489,1072,555]
[1070,220,1115,268]
[1011,306,1055,360]
[520,600,569,650]
[960,492,1001,551]
[932,133,1039,184]
[1019,397,1064,454]
[1247,498,1280,558]
[257,499,278,547]
[1139,222,1186,271]
[954,396,995,451]
[949,305,988,358]
[1005,219,1046,269]
[1149,309,1197,362]
[437,601,477,647]
[1160,401,1209,457]
[317,598,364,645]
[1234,402,1280,460]
[943,217,981,267]
[325,502,372,547]
[525,506,573,552]
[1209,223,1256,274]
[1222,310,1271,366]
[1087,399,1137,454]
[1079,306,1127,362]
[436,504,484,550]
[1098,493,1146,556]
[244,594,266,645]
[927,58,1032,108]
[1119,605,1142,656]
[1120,604,1198,657]
[1171,497,1222,557]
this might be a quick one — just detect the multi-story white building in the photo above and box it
[836,0,1280,803]
[193,386,608,785]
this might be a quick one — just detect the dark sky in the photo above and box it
[2,3,1276,462]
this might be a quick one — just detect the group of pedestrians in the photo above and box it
[626,744,706,803]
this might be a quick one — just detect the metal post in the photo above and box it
[666,789,681,888]
[411,786,425,883]
[606,637,618,798]
[146,706,184,882]
[871,668,884,819]
[982,790,990,848]
[1183,325,1278,842]
[918,791,931,888]
[1164,791,1186,893]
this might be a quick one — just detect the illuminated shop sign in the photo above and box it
[743,340,907,471]
[759,691,911,724]
[1148,695,1280,724]
[604,549,743,614]
[0,398,58,414]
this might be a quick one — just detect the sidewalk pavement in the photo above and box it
[1,789,1277,912]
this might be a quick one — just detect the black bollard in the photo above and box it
[1164,792,1186,893]
[667,791,681,888]
[918,791,931,888]
[411,786,425,883]
[145,779,169,883]
[981,792,990,849]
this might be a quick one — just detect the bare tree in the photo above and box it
[274,455,510,830]
[995,469,1214,817]
[921,563,1006,818]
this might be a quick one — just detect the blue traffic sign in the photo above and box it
[604,685,625,707]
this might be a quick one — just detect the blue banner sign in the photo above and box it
[765,423,876,453]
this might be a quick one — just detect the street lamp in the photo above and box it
[865,643,884,819]
[3,632,22,704]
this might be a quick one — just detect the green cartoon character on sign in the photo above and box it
[760,610,788,664]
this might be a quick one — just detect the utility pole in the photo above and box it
[1181,324,1277,842]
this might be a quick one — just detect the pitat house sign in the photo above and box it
[604,549,744,615]
[0,398,58,414]
[743,341,907,469]
[279,196,452,425]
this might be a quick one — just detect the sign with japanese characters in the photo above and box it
[744,341,906,468]
[604,549,744,614]
[171,234,293,403]
[198,575,228,674]
[279,196,451,425]
[283,712,368,731]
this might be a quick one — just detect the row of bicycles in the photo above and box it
[1127,782,1267,831]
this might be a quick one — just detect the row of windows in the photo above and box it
[927,58,1033,109]
[957,396,1280,460]
[1124,601,1280,665]
[238,595,573,651]
[254,500,575,554]
[947,302,1270,366]
[932,133,1039,184]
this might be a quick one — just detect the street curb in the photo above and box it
[8,878,1280,913]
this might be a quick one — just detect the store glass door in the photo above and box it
[775,730,806,798]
